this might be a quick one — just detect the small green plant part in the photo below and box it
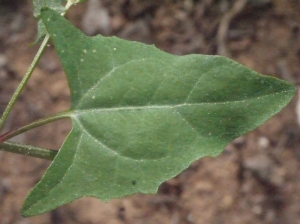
[0,0,295,217]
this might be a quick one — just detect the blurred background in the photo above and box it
[0,0,300,223]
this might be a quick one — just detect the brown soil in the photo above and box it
[0,0,300,223]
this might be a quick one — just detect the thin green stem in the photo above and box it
[0,141,57,160]
[0,0,77,160]
[0,35,50,131]
[0,111,72,143]
[0,0,75,132]
[65,0,75,10]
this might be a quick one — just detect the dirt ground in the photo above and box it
[0,0,300,223]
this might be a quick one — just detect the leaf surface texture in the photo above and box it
[21,8,295,216]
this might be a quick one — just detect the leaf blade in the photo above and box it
[21,8,295,217]
[32,0,65,42]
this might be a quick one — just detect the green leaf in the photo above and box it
[33,20,47,44]
[21,8,295,217]
[33,0,65,18]
[32,0,65,42]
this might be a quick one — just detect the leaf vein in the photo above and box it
[72,89,292,115]
[184,67,216,103]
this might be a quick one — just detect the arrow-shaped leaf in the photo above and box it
[21,8,295,217]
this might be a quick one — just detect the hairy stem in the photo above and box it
[0,111,72,143]
[0,142,57,160]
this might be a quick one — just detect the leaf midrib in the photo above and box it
[70,89,292,115]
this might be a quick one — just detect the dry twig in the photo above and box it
[217,0,248,57]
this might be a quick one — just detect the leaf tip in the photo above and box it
[20,206,32,218]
